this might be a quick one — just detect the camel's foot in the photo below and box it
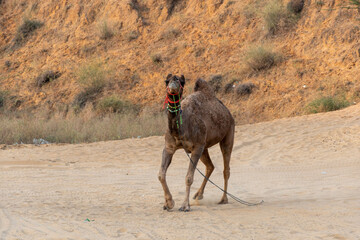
[193,191,204,200]
[178,202,190,212]
[218,196,228,204]
[163,199,175,211]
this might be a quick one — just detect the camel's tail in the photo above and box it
[193,78,215,98]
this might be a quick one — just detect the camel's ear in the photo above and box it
[180,75,185,87]
[165,74,172,86]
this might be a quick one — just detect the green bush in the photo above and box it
[14,18,43,46]
[97,95,137,114]
[245,45,278,71]
[306,96,351,114]
[73,61,108,108]
[77,61,107,91]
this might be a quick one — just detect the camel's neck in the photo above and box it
[165,91,183,136]
[167,111,182,137]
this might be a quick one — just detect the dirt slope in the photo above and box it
[0,104,359,239]
[0,0,359,123]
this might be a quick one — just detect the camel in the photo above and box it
[158,74,235,212]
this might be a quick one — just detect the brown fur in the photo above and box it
[159,76,235,212]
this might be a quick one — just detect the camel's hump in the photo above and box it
[193,78,215,98]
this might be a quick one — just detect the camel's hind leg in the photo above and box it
[193,148,214,200]
[219,125,235,204]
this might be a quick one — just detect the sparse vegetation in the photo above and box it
[127,30,139,41]
[245,45,278,71]
[263,0,297,34]
[306,96,351,114]
[160,27,181,40]
[73,62,109,108]
[224,82,235,94]
[36,70,61,87]
[287,0,305,14]
[235,83,256,97]
[99,20,114,40]
[97,95,137,114]
[128,0,140,12]
[166,0,180,16]
[342,0,360,9]
[151,54,163,64]
[14,17,43,46]
[4,61,11,68]
[315,1,325,7]
[0,91,7,108]
[208,75,223,93]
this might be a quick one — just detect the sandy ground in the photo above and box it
[1,105,360,240]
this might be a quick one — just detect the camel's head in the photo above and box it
[165,74,185,96]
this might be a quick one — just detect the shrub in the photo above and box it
[315,1,325,7]
[160,27,181,40]
[224,82,235,94]
[263,0,296,34]
[0,91,7,108]
[97,95,137,114]
[208,75,223,93]
[77,61,107,91]
[128,0,140,11]
[73,62,108,108]
[127,30,139,41]
[5,60,11,68]
[287,0,305,14]
[245,45,277,71]
[151,54,162,64]
[14,18,43,46]
[99,20,114,40]
[235,83,256,96]
[306,96,351,114]
[36,70,61,87]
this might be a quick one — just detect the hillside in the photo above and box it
[0,0,360,123]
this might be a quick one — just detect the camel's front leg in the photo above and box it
[179,146,204,212]
[158,148,175,210]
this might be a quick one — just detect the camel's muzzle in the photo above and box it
[168,82,179,94]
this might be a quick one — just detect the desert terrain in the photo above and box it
[1,104,360,240]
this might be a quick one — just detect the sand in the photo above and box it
[1,105,360,240]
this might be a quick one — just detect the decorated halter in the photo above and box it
[163,79,183,128]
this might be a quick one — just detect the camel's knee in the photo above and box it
[185,175,194,186]
[158,172,166,183]
[207,164,215,174]
[223,169,230,180]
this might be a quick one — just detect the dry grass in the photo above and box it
[0,109,166,145]
[151,54,163,64]
[13,17,43,47]
[35,70,61,87]
[245,45,279,71]
[98,20,114,40]
[0,91,7,108]
[263,0,297,34]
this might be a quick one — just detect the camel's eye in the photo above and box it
[165,80,170,85]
